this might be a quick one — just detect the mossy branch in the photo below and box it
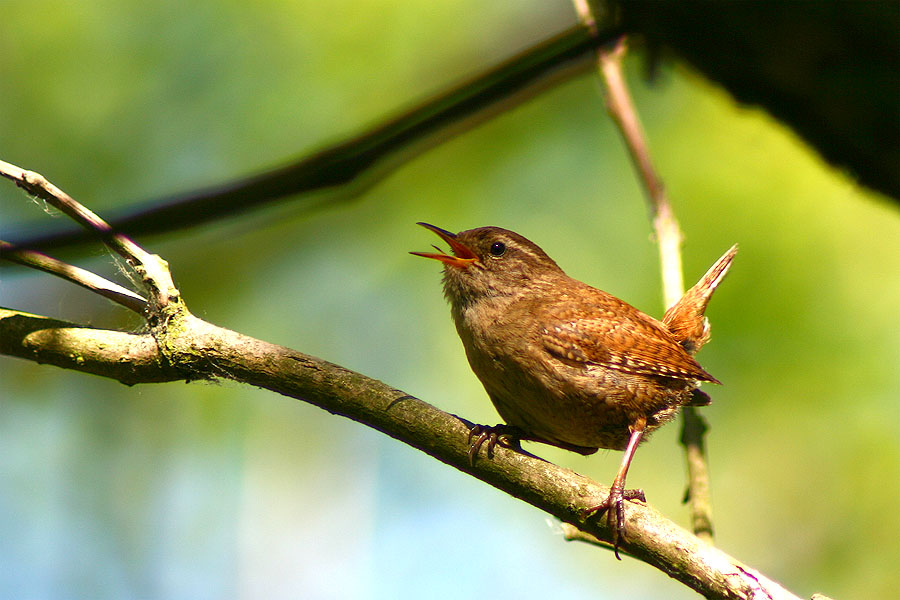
[1,159,819,599]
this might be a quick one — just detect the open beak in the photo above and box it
[410,222,479,268]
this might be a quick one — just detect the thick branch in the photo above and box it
[0,306,799,599]
[0,309,174,384]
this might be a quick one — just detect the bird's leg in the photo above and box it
[467,424,524,466]
[581,419,647,559]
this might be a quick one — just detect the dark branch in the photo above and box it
[8,24,622,252]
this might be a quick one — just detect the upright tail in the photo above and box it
[663,244,738,355]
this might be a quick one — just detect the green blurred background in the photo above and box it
[2,1,898,598]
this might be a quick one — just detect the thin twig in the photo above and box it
[0,241,146,313]
[679,407,713,539]
[1,160,145,264]
[0,160,177,312]
[597,40,713,543]
[572,4,715,543]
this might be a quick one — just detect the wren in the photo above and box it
[412,223,735,557]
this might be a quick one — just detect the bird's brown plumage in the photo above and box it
[413,223,735,555]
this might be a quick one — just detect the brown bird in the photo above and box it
[412,223,735,556]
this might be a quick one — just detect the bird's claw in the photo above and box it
[467,424,522,466]
[580,486,646,560]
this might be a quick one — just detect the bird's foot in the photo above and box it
[580,485,646,560]
[467,424,523,466]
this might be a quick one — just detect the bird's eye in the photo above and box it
[489,241,506,257]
